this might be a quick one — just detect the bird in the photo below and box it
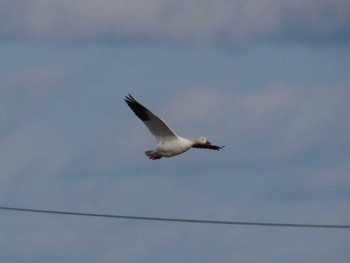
[124,94,224,160]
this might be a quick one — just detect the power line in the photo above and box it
[1,205,349,229]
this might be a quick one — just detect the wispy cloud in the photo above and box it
[163,85,350,165]
[1,0,349,45]
[0,65,71,133]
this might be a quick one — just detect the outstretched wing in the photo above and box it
[192,144,225,150]
[124,94,178,143]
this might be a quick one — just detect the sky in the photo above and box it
[0,0,350,262]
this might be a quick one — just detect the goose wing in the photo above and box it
[124,94,178,143]
[192,144,225,150]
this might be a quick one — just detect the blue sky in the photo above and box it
[1,1,350,262]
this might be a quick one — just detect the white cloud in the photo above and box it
[1,0,349,45]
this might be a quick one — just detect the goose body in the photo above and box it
[124,94,224,160]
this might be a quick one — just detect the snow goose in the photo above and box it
[124,94,224,160]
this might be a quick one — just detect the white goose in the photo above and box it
[125,94,224,160]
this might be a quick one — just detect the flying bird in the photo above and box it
[124,94,224,160]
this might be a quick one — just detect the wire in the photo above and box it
[0,205,349,229]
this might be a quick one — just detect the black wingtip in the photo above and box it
[192,144,225,151]
[210,144,225,151]
[215,145,225,151]
[124,94,135,103]
[124,94,151,121]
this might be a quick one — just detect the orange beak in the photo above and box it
[205,139,211,145]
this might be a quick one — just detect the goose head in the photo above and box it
[194,136,211,145]
[191,136,224,150]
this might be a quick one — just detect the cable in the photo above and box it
[1,205,349,229]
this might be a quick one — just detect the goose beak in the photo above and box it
[205,139,211,145]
